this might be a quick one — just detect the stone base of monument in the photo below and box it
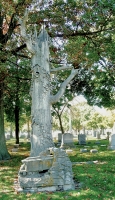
[18,147,75,192]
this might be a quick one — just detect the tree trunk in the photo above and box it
[0,82,10,160]
[14,104,19,144]
[58,114,65,134]
[10,122,13,138]
[30,28,54,156]
[27,119,30,138]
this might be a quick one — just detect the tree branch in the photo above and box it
[50,68,78,104]
[19,9,35,54]
[49,27,113,38]
[12,43,26,53]
[50,65,73,73]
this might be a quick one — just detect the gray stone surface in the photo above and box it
[61,133,75,148]
[78,134,86,145]
[90,149,98,153]
[66,149,73,153]
[96,132,101,139]
[21,155,53,172]
[108,133,115,150]
[63,133,73,144]
[80,149,88,153]
[18,148,75,191]
[12,148,18,152]
[72,160,98,165]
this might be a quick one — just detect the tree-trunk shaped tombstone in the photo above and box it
[18,9,78,192]
[20,9,78,156]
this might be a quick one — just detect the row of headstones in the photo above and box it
[92,131,111,139]
[57,132,109,146]
[58,132,115,150]
[6,131,115,150]
[58,133,86,146]
[79,133,115,151]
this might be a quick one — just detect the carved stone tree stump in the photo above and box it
[30,28,54,157]
[18,10,78,192]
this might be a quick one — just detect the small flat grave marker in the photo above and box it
[66,149,73,153]
[100,145,106,147]
[14,144,19,148]
[95,141,100,144]
[12,148,18,152]
[90,149,98,153]
[80,148,88,153]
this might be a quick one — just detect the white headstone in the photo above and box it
[96,132,100,139]
[12,148,18,152]
[108,133,115,150]
[78,134,86,145]
[63,133,73,144]
[90,149,98,153]
[61,133,75,148]
[80,149,88,153]
[6,134,10,140]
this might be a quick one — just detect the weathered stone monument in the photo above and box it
[78,134,86,145]
[18,10,78,192]
[19,148,74,192]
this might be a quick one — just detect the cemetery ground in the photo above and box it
[0,139,115,200]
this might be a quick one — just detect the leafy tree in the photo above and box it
[0,0,31,159]
[70,102,93,133]
[71,65,115,108]
[0,0,115,159]
[4,58,31,143]
[66,102,113,133]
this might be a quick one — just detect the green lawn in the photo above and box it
[0,139,115,200]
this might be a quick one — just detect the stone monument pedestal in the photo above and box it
[18,147,75,192]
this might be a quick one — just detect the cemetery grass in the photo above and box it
[0,139,115,199]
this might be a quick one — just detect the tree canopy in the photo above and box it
[0,0,115,159]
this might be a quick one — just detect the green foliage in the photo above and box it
[4,58,31,127]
